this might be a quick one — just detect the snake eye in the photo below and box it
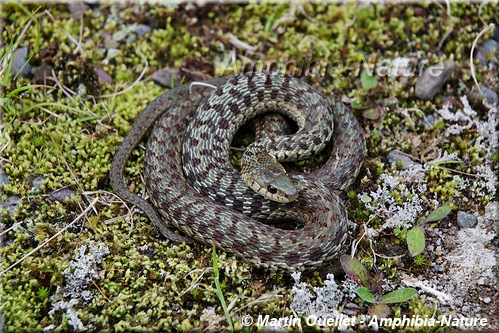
[267,185,278,194]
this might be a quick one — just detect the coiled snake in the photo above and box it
[110,72,365,272]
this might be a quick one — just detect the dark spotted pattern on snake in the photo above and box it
[110,71,365,272]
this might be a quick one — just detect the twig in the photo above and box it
[0,222,22,237]
[91,278,110,302]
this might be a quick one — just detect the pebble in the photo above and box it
[481,297,491,304]
[94,68,112,83]
[10,47,32,79]
[112,28,129,42]
[50,187,76,202]
[456,211,478,228]
[151,68,182,88]
[0,168,9,192]
[128,24,151,36]
[479,84,499,104]
[106,48,120,60]
[29,175,46,191]
[31,62,53,83]
[422,113,437,128]
[415,60,454,100]
[0,195,20,217]
[387,150,418,170]
[68,1,89,19]
[475,39,499,67]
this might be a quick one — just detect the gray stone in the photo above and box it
[479,84,498,104]
[457,211,478,228]
[106,48,120,60]
[94,68,112,83]
[129,24,151,36]
[68,1,89,19]
[0,168,9,191]
[494,26,499,43]
[30,175,46,191]
[50,187,76,202]
[423,113,437,128]
[481,297,491,304]
[151,68,182,88]
[387,150,418,170]
[10,47,32,79]
[475,39,499,66]
[31,62,53,83]
[0,195,20,217]
[112,28,129,42]
[415,60,455,100]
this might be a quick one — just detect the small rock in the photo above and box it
[112,28,129,42]
[68,1,89,19]
[29,175,46,191]
[50,187,76,202]
[481,297,491,304]
[494,26,499,43]
[362,107,384,120]
[470,84,499,105]
[94,68,112,83]
[475,39,499,67]
[10,47,32,79]
[415,60,455,100]
[0,168,9,193]
[128,24,151,36]
[151,68,182,88]
[31,62,53,83]
[387,150,418,170]
[462,305,470,313]
[457,211,478,228]
[0,195,20,217]
[423,113,437,128]
[106,48,120,60]
[479,85,499,104]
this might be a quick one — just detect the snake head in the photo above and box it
[241,149,298,203]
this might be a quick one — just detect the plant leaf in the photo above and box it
[407,226,425,256]
[356,287,375,303]
[361,70,377,91]
[340,255,368,286]
[380,288,418,304]
[425,205,452,222]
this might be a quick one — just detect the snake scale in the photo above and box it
[110,71,365,272]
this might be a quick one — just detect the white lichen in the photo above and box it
[360,172,426,230]
[46,242,110,331]
[290,272,345,318]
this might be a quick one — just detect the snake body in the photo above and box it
[110,72,365,272]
